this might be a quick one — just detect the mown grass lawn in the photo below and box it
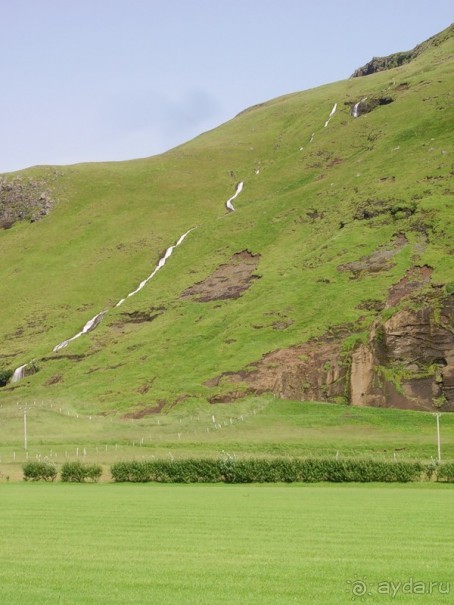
[0,483,452,604]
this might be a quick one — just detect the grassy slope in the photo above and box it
[0,483,452,604]
[0,30,452,417]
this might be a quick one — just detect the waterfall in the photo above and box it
[51,226,196,354]
[225,181,244,212]
[116,227,195,306]
[324,103,337,127]
[352,97,368,118]
[11,363,28,383]
[53,310,107,352]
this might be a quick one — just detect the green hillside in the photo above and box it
[0,25,453,417]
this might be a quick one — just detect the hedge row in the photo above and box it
[22,459,454,484]
[23,461,102,482]
[110,458,431,483]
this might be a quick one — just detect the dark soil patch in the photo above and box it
[123,400,167,419]
[337,234,407,278]
[86,363,125,374]
[123,394,188,417]
[45,374,63,385]
[272,320,294,331]
[119,307,165,324]
[205,369,250,389]
[41,353,89,361]
[356,299,386,312]
[181,250,261,302]
[353,198,415,221]
[136,377,156,395]
[386,266,432,307]
[306,209,325,221]
[208,390,254,404]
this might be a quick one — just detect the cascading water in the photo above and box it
[53,310,107,352]
[324,103,337,127]
[11,181,242,382]
[11,363,28,383]
[352,97,368,118]
[52,227,197,354]
[225,181,244,212]
[116,228,195,307]
[52,227,196,353]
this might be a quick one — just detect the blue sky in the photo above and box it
[1,0,452,173]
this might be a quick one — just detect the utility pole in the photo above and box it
[18,404,31,451]
[23,408,28,451]
[434,413,441,464]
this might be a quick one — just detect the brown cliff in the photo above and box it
[206,294,454,411]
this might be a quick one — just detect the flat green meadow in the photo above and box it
[1,397,453,481]
[0,483,452,604]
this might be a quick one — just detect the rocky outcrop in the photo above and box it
[349,96,394,117]
[350,297,454,410]
[206,294,454,411]
[351,24,453,77]
[0,176,54,229]
[205,326,352,404]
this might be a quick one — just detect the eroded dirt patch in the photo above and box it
[123,400,166,419]
[122,394,187,418]
[118,306,165,324]
[181,250,261,302]
[205,325,352,403]
[45,374,63,385]
[386,265,432,307]
[337,234,407,278]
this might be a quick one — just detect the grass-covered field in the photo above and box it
[0,483,452,604]
[1,396,453,481]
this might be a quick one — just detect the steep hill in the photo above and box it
[0,26,453,415]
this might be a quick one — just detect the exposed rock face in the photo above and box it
[350,25,453,77]
[350,345,377,406]
[349,96,394,116]
[0,176,54,229]
[206,327,351,404]
[368,296,454,411]
[181,250,261,302]
[206,294,454,411]
[350,298,454,410]
[386,266,432,307]
[351,53,417,78]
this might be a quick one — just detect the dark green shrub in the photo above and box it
[61,461,102,482]
[23,461,57,482]
[437,462,454,482]
[0,369,13,387]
